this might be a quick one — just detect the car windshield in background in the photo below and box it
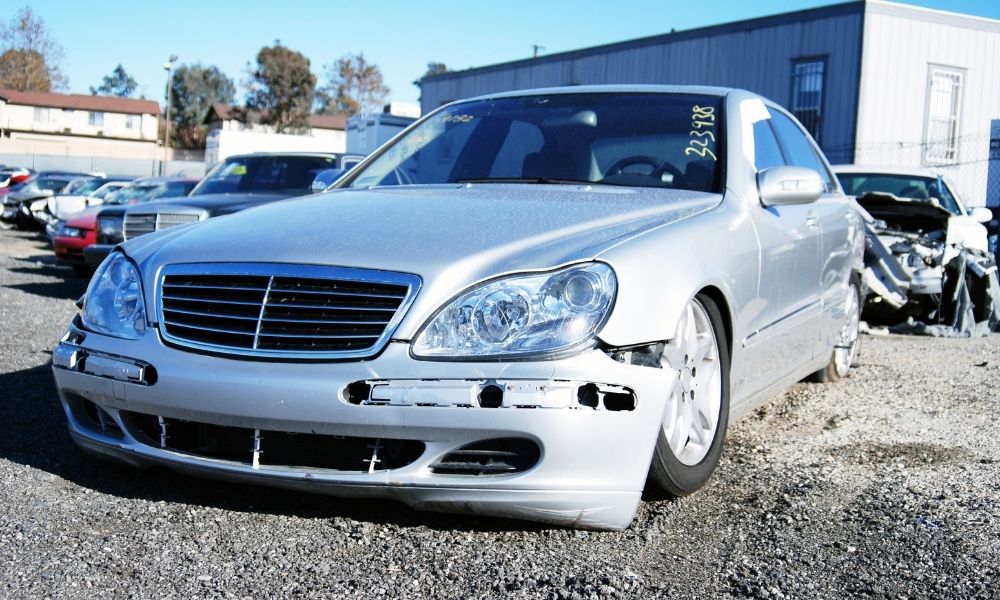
[66,179,104,196]
[347,93,725,193]
[191,155,337,195]
[106,184,164,205]
[23,178,74,194]
[838,173,961,215]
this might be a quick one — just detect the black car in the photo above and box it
[85,153,338,266]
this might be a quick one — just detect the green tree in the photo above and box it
[244,43,315,133]
[90,64,137,97]
[316,53,389,116]
[424,62,448,77]
[0,7,66,91]
[169,63,235,148]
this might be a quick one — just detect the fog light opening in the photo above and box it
[344,381,372,405]
[577,383,599,408]
[603,390,636,411]
[478,384,503,408]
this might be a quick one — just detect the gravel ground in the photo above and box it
[1,228,998,599]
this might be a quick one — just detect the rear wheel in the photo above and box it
[812,280,862,383]
[646,294,730,498]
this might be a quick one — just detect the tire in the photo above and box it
[646,293,731,499]
[811,279,862,383]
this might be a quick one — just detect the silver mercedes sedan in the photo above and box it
[52,86,864,530]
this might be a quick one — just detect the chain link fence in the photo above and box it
[825,129,996,206]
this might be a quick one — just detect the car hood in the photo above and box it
[50,194,97,220]
[855,191,954,224]
[126,192,293,216]
[127,184,721,333]
[856,192,988,254]
[64,206,103,228]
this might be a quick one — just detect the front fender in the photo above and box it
[595,195,756,349]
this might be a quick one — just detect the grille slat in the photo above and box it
[159,265,419,359]
[430,438,541,476]
[124,212,200,240]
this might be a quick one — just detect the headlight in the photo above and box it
[81,252,146,339]
[412,263,616,359]
[59,225,84,238]
[97,215,123,244]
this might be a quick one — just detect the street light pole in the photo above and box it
[162,54,178,175]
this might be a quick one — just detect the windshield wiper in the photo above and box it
[455,177,597,186]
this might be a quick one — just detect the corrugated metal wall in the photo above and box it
[854,3,1000,205]
[419,5,865,163]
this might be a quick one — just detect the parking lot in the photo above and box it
[1,227,998,598]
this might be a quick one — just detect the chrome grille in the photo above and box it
[124,212,201,240]
[123,214,155,239]
[157,264,420,359]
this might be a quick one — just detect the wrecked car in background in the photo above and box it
[53,86,864,530]
[834,166,999,336]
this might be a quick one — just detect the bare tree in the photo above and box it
[0,7,66,91]
[316,53,389,116]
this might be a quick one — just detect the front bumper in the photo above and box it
[52,323,677,530]
[83,244,113,267]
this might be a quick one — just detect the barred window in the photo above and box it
[790,59,825,142]
[924,66,964,165]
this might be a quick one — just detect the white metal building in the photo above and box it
[418,1,1000,205]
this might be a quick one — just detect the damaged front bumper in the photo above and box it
[858,209,1000,335]
[52,322,677,530]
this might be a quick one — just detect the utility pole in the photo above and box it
[162,54,178,175]
[532,44,546,58]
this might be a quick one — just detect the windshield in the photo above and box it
[104,180,195,205]
[191,155,337,195]
[68,179,106,196]
[346,93,724,193]
[22,177,73,195]
[837,173,962,215]
[92,183,124,200]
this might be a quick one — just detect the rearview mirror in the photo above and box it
[311,168,346,193]
[758,166,824,207]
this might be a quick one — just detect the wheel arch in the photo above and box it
[696,285,733,354]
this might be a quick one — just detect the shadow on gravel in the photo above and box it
[0,363,548,534]
[4,279,87,301]
[3,254,88,300]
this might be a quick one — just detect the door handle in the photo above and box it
[806,215,819,229]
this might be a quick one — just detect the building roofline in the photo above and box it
[422,1,865,84]
[866,0,1000,32]
[0,88,160,115]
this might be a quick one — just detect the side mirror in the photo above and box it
[311,168,346,193]
[758,166,824,207]
[968,206,992,224]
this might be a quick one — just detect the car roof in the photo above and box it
[463,84,735,101]
[831,164,945,178]
[226,152,340,159]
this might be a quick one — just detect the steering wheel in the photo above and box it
[605,155,689,188]
[605,155,661,176]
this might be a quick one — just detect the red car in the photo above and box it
[53,177,199,276]
[53,208,100,275]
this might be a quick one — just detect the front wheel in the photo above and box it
[646,294,731,499]
[811,280,862,383]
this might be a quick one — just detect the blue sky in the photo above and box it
[19,0,1000,108]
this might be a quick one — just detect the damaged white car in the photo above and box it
[834,166,999,335]
[53,86,864,529]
